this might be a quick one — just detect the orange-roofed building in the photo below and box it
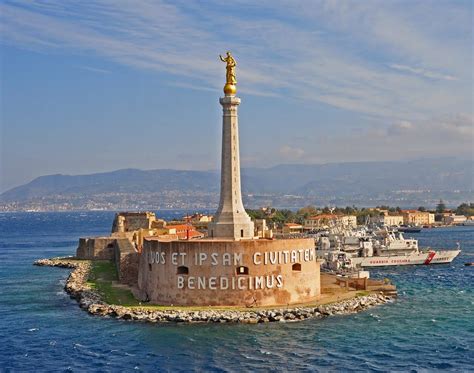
[164,224,205,240]
[401,210,435,225]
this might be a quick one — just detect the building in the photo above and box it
[340,215,357,228]
[402,210,435,225]
[164,224,205,240]
[304,214,357,230]
[254,219,273,239]
[443,214,467,225]
[304,214,337,230]
[372,215,404,226]
[137,54,320,307]
[282,223,303,234]
[183,213,213,223]
[112,212,157,233]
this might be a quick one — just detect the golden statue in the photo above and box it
[219,51,237,95]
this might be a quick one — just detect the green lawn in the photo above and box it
[83,260,379,311]
[86,260,140,307]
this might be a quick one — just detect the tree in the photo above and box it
[356,210,379,225]
[246,209,266,220]
[343,206,356,215]
[296,205,318,217]
[455,203,474,216]
[436,199,446,213]
[418,206,426,212]
[271,209,295,226]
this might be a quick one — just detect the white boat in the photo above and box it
[461,220,474,226]
[317,230,461,268]
[350,248,461,267]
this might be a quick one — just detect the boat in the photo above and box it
[350,247,461,267]
[465,263,474,266]
[397,225,422,233]
[317,230,461,268]
[461,220,474,226]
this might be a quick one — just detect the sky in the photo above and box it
[1,0,473,192]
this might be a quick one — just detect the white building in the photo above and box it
[372,215,404,226]
[444,214,467,225]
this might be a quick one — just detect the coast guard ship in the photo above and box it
[317,229,461,268]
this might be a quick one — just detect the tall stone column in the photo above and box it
[208,95,254,240]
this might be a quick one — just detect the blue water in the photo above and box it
[0,212,473,372]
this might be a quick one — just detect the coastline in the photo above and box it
[34,257,395,324]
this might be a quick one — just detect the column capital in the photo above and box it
[220,96,241,106]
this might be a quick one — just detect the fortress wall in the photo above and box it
[76,237,116,260]
[138,238,320,307]
[114,239,139,286]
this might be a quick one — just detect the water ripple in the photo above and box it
[0,213,473,371]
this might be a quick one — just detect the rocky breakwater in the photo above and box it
[88,293,394,324]
[34,257,395,324]
[34,258,103,310]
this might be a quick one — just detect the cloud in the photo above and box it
[279,145,305,160]
[387,120,414,135]
[77,65,112,74]
[295,114,473,164]
[240,113,473,167]
[1,0,471,124]
[388,64,457,81]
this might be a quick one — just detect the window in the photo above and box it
[107,243,114,248]
[292,263,302,271]
[236,266,249,275]
[241,229,244,237]
[177,266,189,275]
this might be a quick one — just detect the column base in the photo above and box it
[208,220,255,240]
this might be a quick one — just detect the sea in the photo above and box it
[0,211,473,372]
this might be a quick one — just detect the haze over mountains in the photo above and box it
[1,158,472,211]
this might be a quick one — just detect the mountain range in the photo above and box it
[1,158,472,211]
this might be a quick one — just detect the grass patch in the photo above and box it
[84,260,374,312]
[86,260,140,307]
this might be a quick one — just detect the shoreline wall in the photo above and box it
[76,237,116,260]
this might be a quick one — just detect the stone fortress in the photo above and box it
[77,52,321,307]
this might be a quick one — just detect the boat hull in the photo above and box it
[350,249,461,267]
[397,227,422,233]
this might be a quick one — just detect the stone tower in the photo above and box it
[208,53,254,240]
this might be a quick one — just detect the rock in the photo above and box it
[34,256,395,325]
[241,318,258,324]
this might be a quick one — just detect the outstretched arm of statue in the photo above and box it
[219,55,226,62]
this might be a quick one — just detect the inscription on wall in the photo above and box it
[148,248,317,290]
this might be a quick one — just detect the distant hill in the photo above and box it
[1,158,473,210]
[0,168,220,202]
[241,158,473,195]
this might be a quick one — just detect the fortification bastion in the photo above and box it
[138,237,320,307]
